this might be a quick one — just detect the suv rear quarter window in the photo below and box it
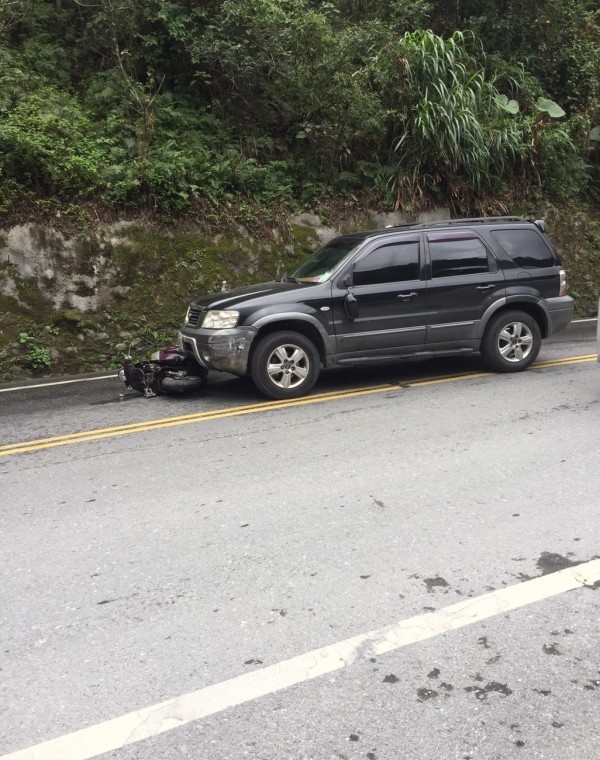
[490,228,557,268]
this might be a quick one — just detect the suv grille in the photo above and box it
[187,307,203,327]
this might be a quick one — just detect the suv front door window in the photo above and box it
[353,241,420,285]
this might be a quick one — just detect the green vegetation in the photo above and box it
[18,331,52,369]
[0,0,598,215]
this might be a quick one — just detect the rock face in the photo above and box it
[0,223,126,312]
[0,210,451,317]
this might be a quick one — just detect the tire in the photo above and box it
[250,331,320,399]
[480,310,541,372]
[159,373,207,394]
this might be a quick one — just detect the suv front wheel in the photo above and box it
[250,331,320,399]
[481,310,541,372]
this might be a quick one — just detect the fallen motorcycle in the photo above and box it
[119,346,208,398]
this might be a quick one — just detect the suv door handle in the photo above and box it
[476,284,494,291]
[397,291,418,301]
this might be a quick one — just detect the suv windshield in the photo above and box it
[290,237,359,282]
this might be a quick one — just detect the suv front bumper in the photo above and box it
[178,325,258,376]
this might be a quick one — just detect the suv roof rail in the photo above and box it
[393,215,528,230]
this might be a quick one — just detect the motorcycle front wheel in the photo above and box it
[158,373,207,394]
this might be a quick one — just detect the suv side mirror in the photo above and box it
[342,268,359,319]
[344,292,358,320]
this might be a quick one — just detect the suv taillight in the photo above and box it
[559,269,568,297]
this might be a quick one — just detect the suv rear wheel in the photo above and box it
[481,310,541,372]
[250,331,320,399]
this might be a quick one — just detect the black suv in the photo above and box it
[179,217,574,399]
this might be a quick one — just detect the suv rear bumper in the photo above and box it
[178,325,258,376]
[545,296,575,336]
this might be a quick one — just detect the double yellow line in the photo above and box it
[1,354,596,458]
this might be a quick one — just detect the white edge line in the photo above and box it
[1,319,596,395]
[0,376,117,393]
[3,558,600,760]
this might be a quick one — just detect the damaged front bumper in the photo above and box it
[178,325,258,377]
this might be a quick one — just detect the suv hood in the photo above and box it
[190,280,312,311]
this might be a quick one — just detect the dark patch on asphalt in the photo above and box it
[427,668,440,679]
[543,643,561,655]
[440,682,454,692]
[417,688,438,701]
[478,636,491,649]
[422,606,436,612]
[366,753,377,760]
[373,498,386,509]
[536,552,578,574]
[584,679,600,690]
[360,575,371,580]
[244,658,263,665]
[383,674,399,683]
[240,523,249,528]
[486,654,502,664]
[533,688,551,696]
[552,721,564,729]
[349,734,360,742]
[424,576,449,592]
[464,681,512,700]
[514,740,526,748]
[96,599,115,605]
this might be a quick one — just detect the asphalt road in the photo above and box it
[1,321,599,760]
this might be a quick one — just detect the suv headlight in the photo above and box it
[203,309,240,329]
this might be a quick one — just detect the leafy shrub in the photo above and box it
[0,0,597,213]
[19,332,51,370]
[0,87,102,197]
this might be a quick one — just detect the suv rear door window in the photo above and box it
[490,229,557,268]
[353,240,420,286]
[428,234,490,278]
